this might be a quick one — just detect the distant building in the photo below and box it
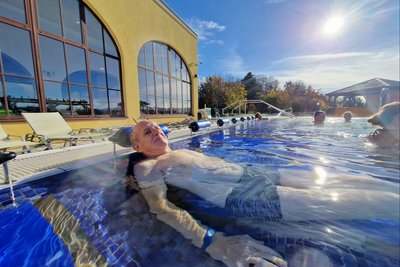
[326,78,399,116]
[0,0,198,135]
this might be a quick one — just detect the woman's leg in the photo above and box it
[277,169,399,194]
[277,186,400,221]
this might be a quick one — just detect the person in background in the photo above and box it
[343,111,353,122]
[128,120,399,267]
[367,101,399,147]
[255,112,262,120]
[313,110,326,124]
[379,87,390,108]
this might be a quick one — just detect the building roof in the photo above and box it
[155,0,198,38]
[326,78,400,96]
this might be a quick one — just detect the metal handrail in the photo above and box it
[222,99,295,118]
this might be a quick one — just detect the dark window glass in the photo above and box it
[106,57,120,89]
[89,52,106,88]
[66,44,87,84]
[145,42,153,69]
[176,56,181,79]
[5,76,39,115]
[44,81,68,101]
[0,23,34,77]
[187,101,191,114]
[163,76,170,98]
[104,30,117,56]
[92,88,108,115]
[61,0,82,43]
[157,97,164,114]
[146,70,155,96]
[109,89,122,117]
[162,45,168,75]
[0,83,5,116]
[70,84,90,115]
[164,97,170,114]
[138,41,191,115]
[176,81,186,100]
[170,78,177,98]
[140,94,148,114]
[155,74,163,98]
[182,82,187,101]
[186,82,191,101]
[171,98,177,114]
[170,50,176,77]
[85,7,103,52]
[147,95,155,114]
[183,65,189,82]
[37,0,62,36]
[0,0,26,23]
[138,47,145,67]
[138,68,146,95]
[0,1,123,118]
[177,98,182,114]
[176,79,182,99]
[44,81,70,114]
[155,43,163,72]
[39,36,67,82]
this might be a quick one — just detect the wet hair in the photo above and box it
[126,152,148,177]
[368,102,400,128]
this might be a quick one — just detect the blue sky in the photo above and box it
[164,0,399,93]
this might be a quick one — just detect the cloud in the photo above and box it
[187,18,226,45]
[275,52,373,64]
[264,0,287,4]
[218,47,247,76]
[266,48,399,93]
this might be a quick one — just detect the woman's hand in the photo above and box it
[206,232,287,267]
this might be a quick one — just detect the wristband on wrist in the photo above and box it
[201,228,216,250]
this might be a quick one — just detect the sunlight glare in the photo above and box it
[323,16,345,35]
[330,192,339,201]
[314,166,327,185]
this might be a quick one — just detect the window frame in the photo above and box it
[137,41,192,118]
[0,0,124,121]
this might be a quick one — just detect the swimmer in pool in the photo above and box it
[313,110,325,124]
[367,102,399,147]
[130,120,399,267]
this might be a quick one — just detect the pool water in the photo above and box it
[0,117,399,267]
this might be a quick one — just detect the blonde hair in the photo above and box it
[368,102,400,127]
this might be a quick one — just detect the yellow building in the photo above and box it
[0,0,198,136]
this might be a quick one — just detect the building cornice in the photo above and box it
[153,0,198,39]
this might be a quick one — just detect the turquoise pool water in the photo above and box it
[0,117,399,266]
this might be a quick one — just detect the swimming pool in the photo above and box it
[0,117,399,266]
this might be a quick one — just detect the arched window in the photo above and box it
[0,0,123,119]
[138,41,191,115]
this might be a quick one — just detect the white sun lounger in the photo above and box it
[0,124,41,153]
[22,112,106,149]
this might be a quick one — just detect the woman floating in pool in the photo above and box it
[367,101,399,147]
[129,120,399,267]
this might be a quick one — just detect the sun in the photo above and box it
[323,16,345,36]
